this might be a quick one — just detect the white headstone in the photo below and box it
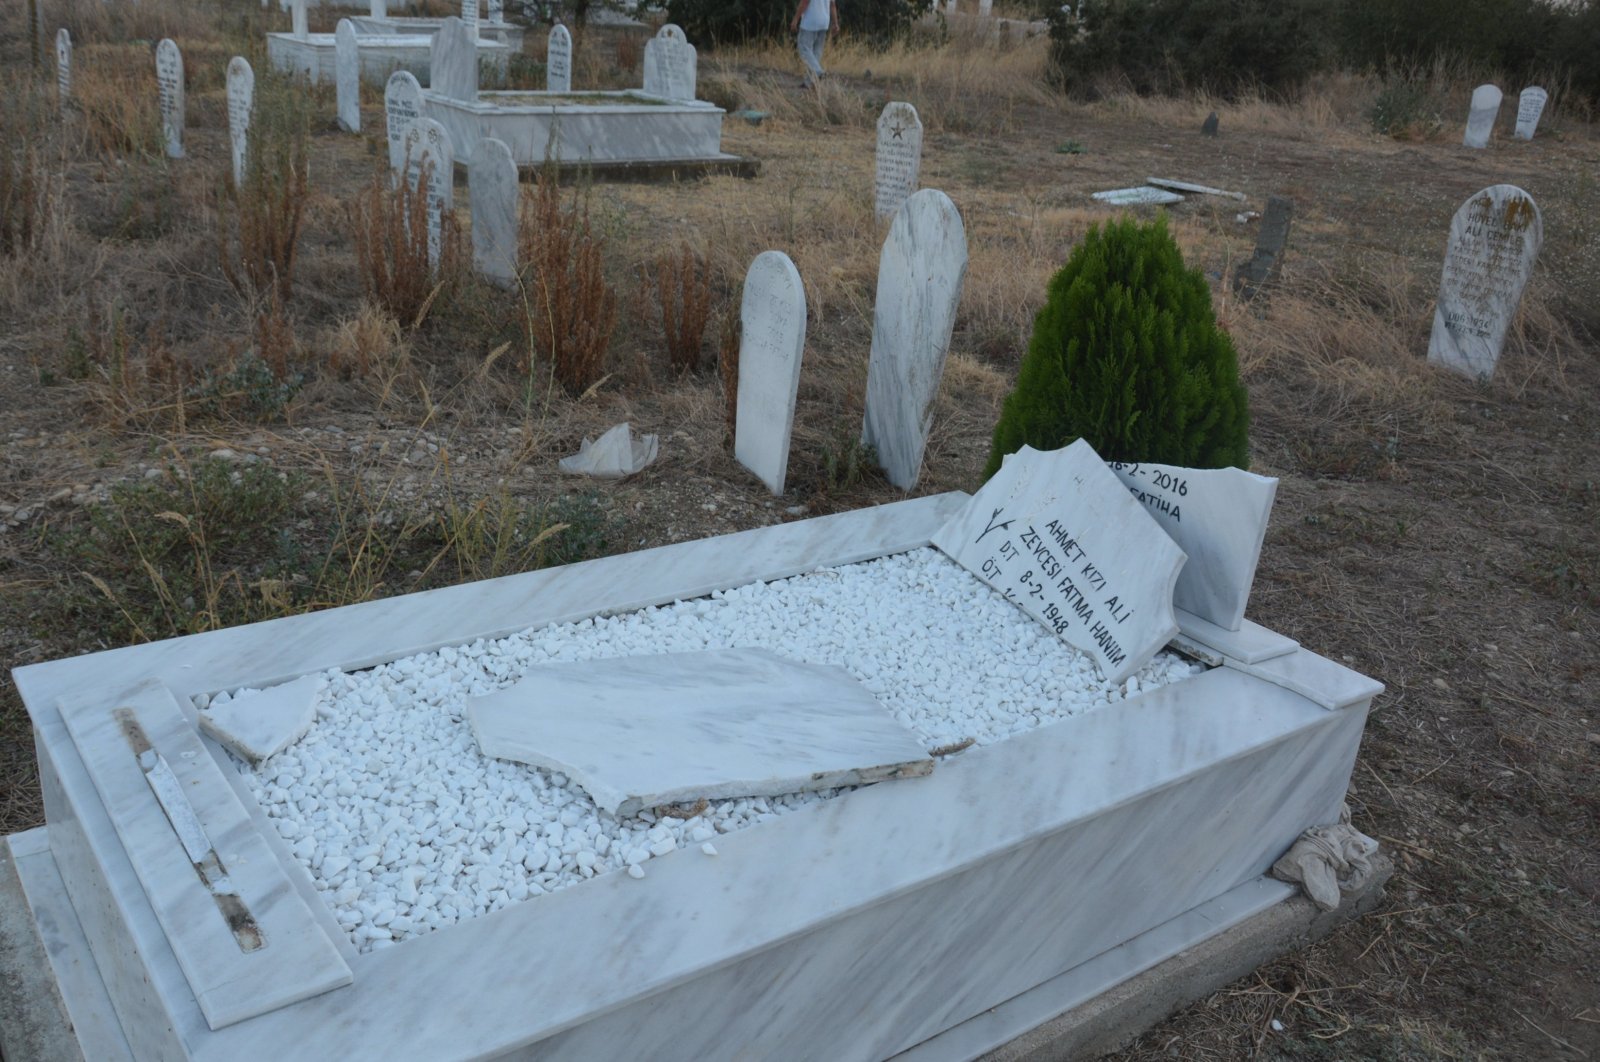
[290,0,308,40]
[226,56,255,187]
[404,117,454,269]
[1514,86,1547,140]
[1427,184,1542,381]
[384,70,424,178]
[369,0,386,16]
[642,36,696,100]
[862,189,968,490]
[978,0,992,14]
[546,24,572,93]
[657,23,687,42]
[1107,461,1276,632]
[874,101,923,222]
[734,251,808,495]
[335,19,361,133]
[55,28,71,106]
[471,137,518,287]
[932,440,1187,684]
[431,16,479,103]
[487,0,502,21]
[155,39,185,160]
[460,0,479,40]
[1463,83,1501,149]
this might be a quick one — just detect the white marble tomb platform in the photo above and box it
[267,30,507,87]
[467,648,933,816]
[423,88,729,167]
[8,493,1380,1060]
[348,14,525,49]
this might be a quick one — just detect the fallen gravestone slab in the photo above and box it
[466,648,933,816]
[1146,177,1246,201]
[1091,186,1183,206]
[558,422,659,477]
[198,674,323,766]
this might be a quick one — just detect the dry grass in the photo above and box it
[519,172,618,394]
[651,242,714,374]
[350,163,458,327]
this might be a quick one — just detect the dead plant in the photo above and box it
[349,161,459,328]
[651,241,713,374]
[518,172,617,394]
[0,84,53,256]
[74,43,162,159]
[717,299,741,442]
[218,74,311,307]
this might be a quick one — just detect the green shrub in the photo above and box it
[984,216,1249,478]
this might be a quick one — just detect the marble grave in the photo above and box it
[642,31,697,101]
[227,57,255,187]
[734,251,807,495]
[874,101,924,222]
[546,23,573,93]
[156,39,185,160]
[1514,86,1547,140]
[268,0,508,89]
[469,136,519,287]
[1463,83,1502,148]
[1427,184,1542,380]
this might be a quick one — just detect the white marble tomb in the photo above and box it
[734,250,807,495]
[862,188,968,490]
[227,57,255,187]
[467,648,933,816]
[934,440,1187,684]
[1427,184,1542,380]
[469,136,519,287]
[156,39,185,160]
[1514,86,1547,140]
[1463,83,1502,148]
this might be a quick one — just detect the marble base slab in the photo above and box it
[266,32,508,87]
[466,648,932,816]
[423,89,725,166]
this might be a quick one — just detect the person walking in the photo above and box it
[791,0,838,89]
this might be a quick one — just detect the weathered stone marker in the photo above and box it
[1514,86,1547,140]
[227,56,255,187]
[487,0,503,22]
[734,251,808,495]
[1463,84,1501,148]
[432,16,479,103]
[1201,111,1218,137]
[335,19,361,133]
[1427,184,1542,380]
[643,34,696,100]
[385,70,424,178]
[1107,460,1276,632]
[933,440,1187,684]
[470,137,518,287]
[461,0,479,40]
[1233,194,1293,300]
[874,101,923,223]
[55,29,70,108]
[156,39,185,160]
[547,24,572,94]
[862,189,968,490]
[404,118,455,269]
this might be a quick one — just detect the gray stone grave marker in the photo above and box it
[385,70,424,178]
[432,16,479,103]
[734,251,808,495]
[1514,86,1547,140]
[335,19,361,133]
[55,29,70,108]
[1107,460,1276,632]
[862,189,967,490]
[1427,184,1542,380]
[1233,194,1293,299]
[1201,111,1218,136]
[874,101,923,223]
[547,24,572,93]
[1463,84,1501,148]
[461,0,479,39]
[933,440,1187,684]
[470,136,518,287]
[642,36,696,100]
[369,0,386,15]
[226,57,255,187]
[156,39,185,160]
[404,117,455,269]
[290,0,308,40]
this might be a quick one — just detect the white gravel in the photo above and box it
[223,547,1204,952]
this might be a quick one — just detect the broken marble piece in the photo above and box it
[1090,186,1182,206]
[465,648,933,816]
[199,674,324,765]
[558,422,659,478]
[1146,177,1245,201]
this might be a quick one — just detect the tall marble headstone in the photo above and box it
[470,137,518,287]
[335,20,361,133]
[226,57,255,187]
[932,440,1187,684]
[642,36,696,100]
[1427,184,1542,380]
[385,70,424,177]
[404,117,455,269]
[155,39,185,160]
[290,0,309,40]
[460,0,479,40]
[431,16,479,103]
[55,29,71,107]
[369,0,386,16]
[1463,84,1501,148]
[1514,86,1547,140]
[1107,460,1276,631]
[734,251,808,495]
[862,189,968,491]
[874,101,923,222]
[547,24,573,93]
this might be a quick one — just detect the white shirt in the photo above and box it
[799,0,830,32]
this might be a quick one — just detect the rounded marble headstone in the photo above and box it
[385,70,424,176]
[1427,184,1542,380]
[155,38,185,160]
[657,23,687,42]
[547,24,573,94]
[403,117,455,269]
[1514,86,1547,141]
[226,56,255,187]
[734,251,808,495]
[862,189,968,490]
[430,16,479,104]
[874,101,923,222]
[470,137,519,288]
[642,35,697,101]
[335,20,361,133]
[55,28,71,106]
[1463,84,1502,149]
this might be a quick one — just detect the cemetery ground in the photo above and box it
[2,5,1599,1058]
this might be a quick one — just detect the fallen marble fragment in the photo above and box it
[200,674,323,765]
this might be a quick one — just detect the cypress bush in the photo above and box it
[984,216,1249,478]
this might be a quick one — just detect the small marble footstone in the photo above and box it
[198,674,323,765]
[1108,460,1276,632]
[1427,184,1542,381]
[933,441,1185,684]
[466,648,933,816]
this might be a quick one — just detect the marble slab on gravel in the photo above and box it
[465,648,934,816]
[198,674,323,765]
